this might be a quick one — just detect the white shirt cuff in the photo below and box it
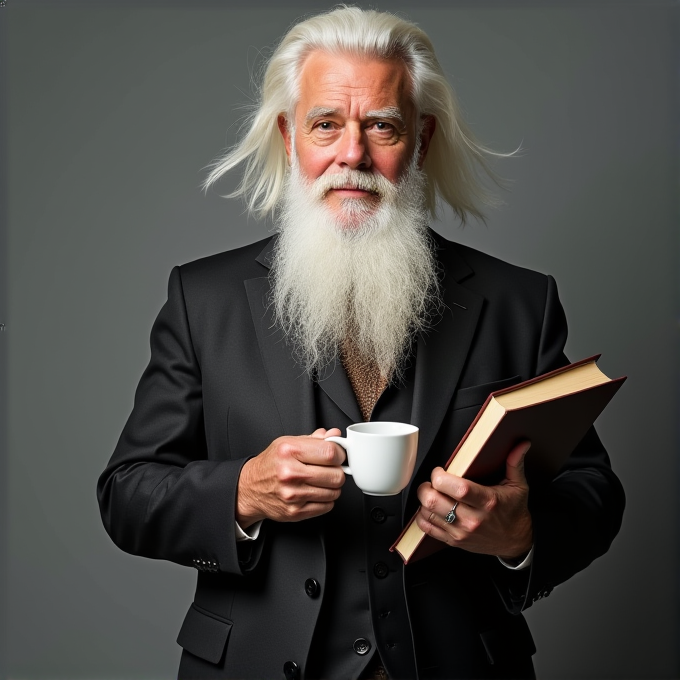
[235,520,263,542]
[497,545,534,570]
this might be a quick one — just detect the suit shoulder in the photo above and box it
[432,230,551,293]
[431,232,556,315]
[453,242,549,284]
[175,236,273,292]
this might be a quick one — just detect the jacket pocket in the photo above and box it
[479,614,536,665]
[177,602,233,664]
[451,376,522,411]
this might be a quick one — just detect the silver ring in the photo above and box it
[444,501,459,524]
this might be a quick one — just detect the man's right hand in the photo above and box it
[236,428,346,528]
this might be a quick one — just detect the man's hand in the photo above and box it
[415,441,533,561]
[236,428,346,528]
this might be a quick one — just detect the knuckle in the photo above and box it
[456,482,470,499]
[277,462,296,483]
[484,494,498,513]
[467,516,481,532]
[431,470,446,488]
[271,436,286,450]
[321,442,339,463]
[279,486,297,503]
[283,502,302,519]
[277,440,296,458]
[423,493,438,512]
[416,482,430,502]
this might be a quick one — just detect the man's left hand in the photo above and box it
[415,441,533,561]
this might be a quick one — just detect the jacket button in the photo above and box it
[370,507,386,523]
[353,638,371,655]
[373,562,389,579]
[283,660,300,680]
[304,578,320,598]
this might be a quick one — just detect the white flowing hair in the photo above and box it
[203,5,506,223]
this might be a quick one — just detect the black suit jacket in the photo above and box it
[97,231,624,679]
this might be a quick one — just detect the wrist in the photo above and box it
[498,546,531,565]
[236,458,265,529]
[498,519,533,562]
[498,545,534,570]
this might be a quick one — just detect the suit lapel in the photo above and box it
[244,273,317,437]
[252,237,363,425]
[406,235,484,498]
[316,360,364,424]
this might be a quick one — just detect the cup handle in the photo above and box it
[325,436,351,475]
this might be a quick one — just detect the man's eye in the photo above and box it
[371,121,396,134]
[317,121,334,130]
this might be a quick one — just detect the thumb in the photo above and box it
[504,440,531,486]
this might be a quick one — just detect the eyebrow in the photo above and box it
[305,106,338,122]
[304,106,405,124]
[365,107,405,124]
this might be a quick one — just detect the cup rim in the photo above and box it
[347,421,418,436]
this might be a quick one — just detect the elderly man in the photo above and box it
[98,7,624,680]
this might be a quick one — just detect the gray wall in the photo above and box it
[2,1,678,678]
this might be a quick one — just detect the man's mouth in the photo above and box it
[328,187,379,198]
[312,170,386,201]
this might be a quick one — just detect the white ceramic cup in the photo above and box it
[325,422,419,496]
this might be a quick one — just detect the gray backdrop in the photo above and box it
[1,1,678,678]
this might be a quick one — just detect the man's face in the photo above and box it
[278,51,434,225]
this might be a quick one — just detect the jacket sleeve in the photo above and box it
[490,275,626,614]
[97,266,260,576]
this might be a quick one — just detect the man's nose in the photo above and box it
[336,125,371,170]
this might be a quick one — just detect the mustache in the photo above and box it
[311,170,394,200]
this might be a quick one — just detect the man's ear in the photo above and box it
[278,114,293,164]
[417,115,436,168]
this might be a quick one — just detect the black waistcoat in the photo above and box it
[305,357,418,680]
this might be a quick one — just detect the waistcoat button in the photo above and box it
[370,507,387,523]
[283,660,300,679]
[304,578,320,598]
[373,562,389,579]
[353,638,371,655]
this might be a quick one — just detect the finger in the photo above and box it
[430,467,494,510]
[281,437,347,467]
[417,481,460,523]
[303,464,346,490]
[277,455,346,490]
[417,482,474,531]
[414,511,460,547]
[281,481,343,505]
[503,440,531,486]
[287,501,337,522]
[309,427,342,439]
[420,497,491,541]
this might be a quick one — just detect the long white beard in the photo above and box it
[270,156,441,381]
